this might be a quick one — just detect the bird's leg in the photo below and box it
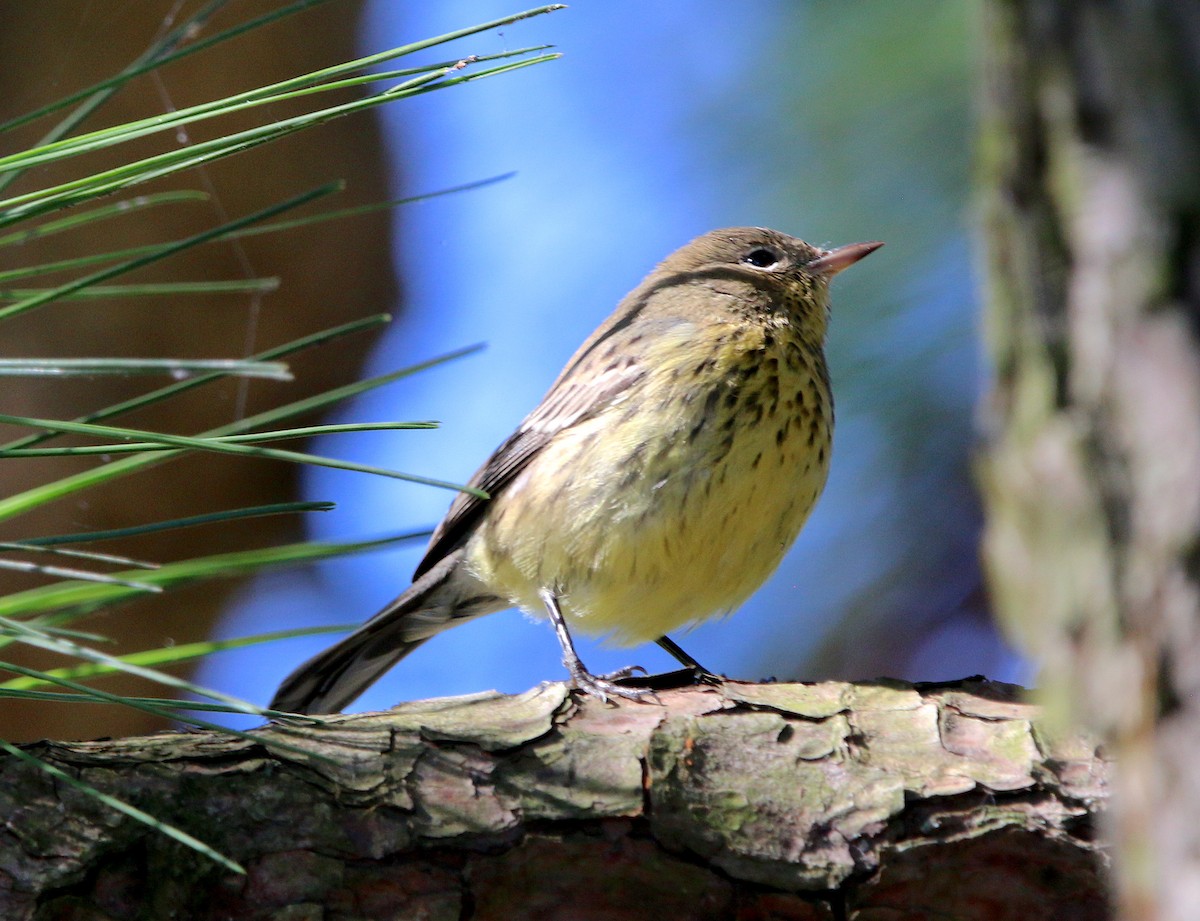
[655,635,722,684]
[655,635,706,671]
[539,588,656,703]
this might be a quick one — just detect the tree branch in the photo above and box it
[0,678,1108,919]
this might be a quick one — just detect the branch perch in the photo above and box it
[0,678,1108,919]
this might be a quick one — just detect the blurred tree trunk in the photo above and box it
[0,682,1108,920]
[978,2,1200,919]
[0,1,397,741]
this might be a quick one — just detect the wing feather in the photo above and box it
[412,360,647,579]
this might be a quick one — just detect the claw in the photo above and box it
[567,661,660,704]
[602,664,648,682]
[541,588,661,704]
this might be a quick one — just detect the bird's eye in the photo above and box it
[741,247,780,268]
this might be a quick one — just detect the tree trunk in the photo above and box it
[978,2,1200,919]
[0,680,1106,920]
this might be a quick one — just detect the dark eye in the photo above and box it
[741,247,780,268]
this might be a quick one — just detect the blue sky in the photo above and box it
[199,2,1024,720]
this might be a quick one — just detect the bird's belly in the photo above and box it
[468,365,832,644]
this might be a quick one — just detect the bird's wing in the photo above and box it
[411,358,648,580]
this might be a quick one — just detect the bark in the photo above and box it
[978,3,1200,919]
[0,680,1106,920]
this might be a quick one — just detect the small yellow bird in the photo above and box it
[271,228,881,714]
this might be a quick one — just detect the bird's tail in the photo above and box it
[269,551,502,715]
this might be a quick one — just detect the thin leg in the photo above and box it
[655,635,707,671]
[656,635,722,685]
[540,588,657,703]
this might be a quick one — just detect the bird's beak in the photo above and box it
[806,241,884,277]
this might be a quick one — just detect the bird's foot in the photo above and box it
[601,664,648,682]
[690,666,724,687]
[615,665,724,692]
[566,660,659,703]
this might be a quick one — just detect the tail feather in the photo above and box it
[269,552,503,715]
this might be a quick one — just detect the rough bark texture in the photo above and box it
[0,680,1107,920]
[978,3,1200,919]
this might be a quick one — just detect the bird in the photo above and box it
[271,227,882,714]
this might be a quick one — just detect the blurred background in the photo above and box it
[203,0,1027,716]
[0,1,1027,736]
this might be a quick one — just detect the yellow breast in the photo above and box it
[466,319,833,644]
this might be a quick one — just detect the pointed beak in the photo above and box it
[806,240,884,277]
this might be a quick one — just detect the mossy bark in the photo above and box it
[0,681,1106,920]
[978,2,1200,918]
